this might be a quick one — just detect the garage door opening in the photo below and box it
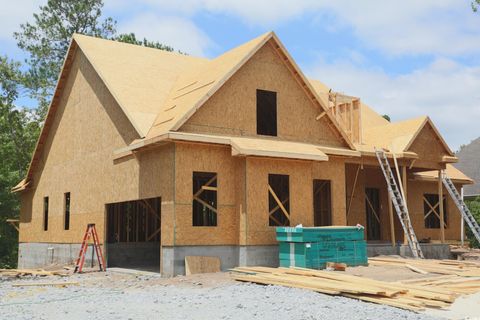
[106,197,161,272]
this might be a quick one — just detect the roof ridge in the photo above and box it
[72,33,209,60]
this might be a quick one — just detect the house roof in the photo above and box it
[15,31,471,192]
[74,34,208,137]
[413,164,474,184]
[307,80,455,158]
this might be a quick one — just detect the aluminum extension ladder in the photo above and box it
[74,224,106,273]
[375,149,424,258]
[442,173,480,243]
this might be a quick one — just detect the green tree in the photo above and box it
[115,33,176,52]
[13,0,117,119]
[465,196,480,248]
[382,114,391,122]
[0,57,41,268]
[473,0,480,12]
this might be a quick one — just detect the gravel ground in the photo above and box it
[0,271,439,320]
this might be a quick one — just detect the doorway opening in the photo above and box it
[365,188,381,240]
[106,197,161,272]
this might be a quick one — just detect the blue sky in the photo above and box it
[1,0,479,150]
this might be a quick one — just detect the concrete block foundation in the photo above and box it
[18,242,101,269]
[367,242,452,259]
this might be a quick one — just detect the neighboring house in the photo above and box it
[455,137,480,198]
[13,32,473,276]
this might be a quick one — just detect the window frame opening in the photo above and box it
[256,89,277,136]
[192,171,218,227]
[43,196,49,231]
[423,193,448,229]
[268,174,290,226]
[64,192,70,230]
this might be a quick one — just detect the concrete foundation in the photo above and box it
[19,242,452,276]
[161,245,239,277]
[18,242,101,269]
[107,242,160,271]
[367,242,452,259]
[161,245,279,277]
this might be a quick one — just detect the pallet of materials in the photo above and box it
[230,265,480,312]
[276,226,367,269]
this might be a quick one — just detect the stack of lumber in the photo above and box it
[368,256,480,276]
[0,268,69,277]
[230,266,480,312]
[400,275,480,295]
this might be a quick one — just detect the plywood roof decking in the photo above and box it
[73,34,208,137]
[413,164,474,184]
[16,31,471,192]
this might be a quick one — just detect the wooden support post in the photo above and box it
[388,193,395,247]
[402,166,408,245]
[346,165,361,218]
[438,170,445,243]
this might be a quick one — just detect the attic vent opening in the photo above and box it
[256,89,277,136]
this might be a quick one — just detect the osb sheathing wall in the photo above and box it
[19,49,175,244]
[179,40,347,149]
[408,124,449,170]
[173,142,239,246]
[407,180,462,241]
[171,142,347,247]
[244,157,347,245]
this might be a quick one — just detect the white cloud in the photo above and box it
[0,0,45,40]
[308,56,480,151]
[106,0,480,57]
[117,14,213,56]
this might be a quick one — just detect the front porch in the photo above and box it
[345,162,463,246]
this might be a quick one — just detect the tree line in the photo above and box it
[0,0,179,268]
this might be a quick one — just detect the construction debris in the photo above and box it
[326,262,347,271]
[12,281,79,287]
[230,264,480,312]
[368,256,480,276]
[0,268,69,277]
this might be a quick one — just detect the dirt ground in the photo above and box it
[1,264,479,320]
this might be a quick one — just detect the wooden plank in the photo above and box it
[201,185,217,191]
[185,256,221,275]
[268,185,290,220]
[346,164,360,218]
[406,264,429,275]
[12,282,79,287]
[388,192,395,246]
[193,196,217,213]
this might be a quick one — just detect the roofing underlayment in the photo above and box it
[17,32,473,190]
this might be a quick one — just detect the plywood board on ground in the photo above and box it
[185,256,221,275]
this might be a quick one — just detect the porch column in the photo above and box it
[402,166,408,245]
[438,170,445,243]
[388,192,395,246]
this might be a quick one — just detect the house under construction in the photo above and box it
[13,32,474,276]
